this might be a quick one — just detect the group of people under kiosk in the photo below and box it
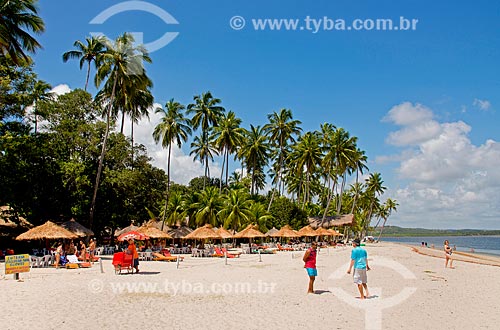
[54,238,96,268]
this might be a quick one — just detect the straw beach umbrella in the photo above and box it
[16,221,78,241]
[297,225,318,237]
[168,226,193,239]
[233,224,265,239]
[315,227,333,237]
[114,223,139,237]
[184,224,221,240]
[137,226,172,239]
[265,227,278,237]
[215,226,234,239]
[61,219,94,237]
[270,225,300,238]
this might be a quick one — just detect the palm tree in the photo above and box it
[30,79,54,134]
[187,91,225,187]
[348,148,368,212]
[263,108,302,209]
[241,125,269,195]
[211,111,244,191]
[289,132,322,207]
[165,191,187,227]
[363,172,387,236]
[0,0,45,64]
[192,186,223,227]
[88,33,152,230]
[219,189,252,232]
[190,134,218,179]
[322,127,358,218]
[62,36,106,91]
[247,202,273,233]
[153,99,191,230]
[376,198,398,241]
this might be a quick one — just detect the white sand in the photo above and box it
[1,242,499,330]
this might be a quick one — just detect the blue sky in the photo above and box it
[32,0,500,229]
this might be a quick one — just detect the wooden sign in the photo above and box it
[5,254,30,275]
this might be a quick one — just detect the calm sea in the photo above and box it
[381,236,500,256]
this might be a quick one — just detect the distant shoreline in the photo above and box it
[370,226,500,237]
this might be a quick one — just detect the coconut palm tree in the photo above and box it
[192,186,223,227]
[62,36,106,91]
[153,99,191,229]
[289,132,322,207]
[88,33,152,230]
[165,191,187,227]
[187,91,225,187]
[190,134,218,180]
[263,108,302,208]
[247,202,273,233]
[240,125,269,195]
[211,111,244,191]
[363,172,386,236]
[30,79,54,134]
[376,198,398,241]
[0,0,45,64]
[219,189,252,232]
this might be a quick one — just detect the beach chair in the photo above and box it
[164,250,184,261]
[277,244,294,251]
[221,247,241,258]
[213,247,225,258]
[67,254,91,268]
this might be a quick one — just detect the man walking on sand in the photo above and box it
[303,241,318,294]
[347,239,371,299]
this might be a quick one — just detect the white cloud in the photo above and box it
[380,102,500,229]
[51,84,71,96]
[121,106,222,185]
[473,98,491,111]
[382,102,434,125]
[383,102,441,146]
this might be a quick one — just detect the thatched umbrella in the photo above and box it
[137,226,172,239]
[61,219,94,237]
[168,226,193,239]
[328,229,343,236]
[16,221,78,241]
[297,225,318,237]
[265,227,278,237]
[214,226,234,239]
[233,224,265,239]
[315,227,333,236]
[184,224,221,240]
[114,223,138,237]
[143,219,172,233]
[270,225,300,238]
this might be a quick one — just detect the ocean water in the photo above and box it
[381,236,500,256]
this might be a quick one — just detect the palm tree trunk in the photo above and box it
[320,177,336,227]
[85,61,91,92]
[131,120,134,166]
[161,143,172,231]
[89,71,118,230]
[336,173,347,213]
[376,219,387,242]
[219,148,225,192]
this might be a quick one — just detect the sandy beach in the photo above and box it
[1,242,499,330]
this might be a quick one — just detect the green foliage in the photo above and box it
[268,196,308,230]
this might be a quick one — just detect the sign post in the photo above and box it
[5,254,30,280]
